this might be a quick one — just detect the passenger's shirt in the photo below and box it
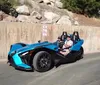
[63,40,73,49]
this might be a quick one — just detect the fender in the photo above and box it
[8,43,27,56]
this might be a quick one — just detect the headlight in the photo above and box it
[19,52,29,57]
[22,52,29,56]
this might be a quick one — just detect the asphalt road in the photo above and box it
[0,52,100,85]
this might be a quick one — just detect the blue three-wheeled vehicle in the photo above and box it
[8,31,84,72]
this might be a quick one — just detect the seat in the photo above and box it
[71,31,80,44]
[70,31,84,51]
[60,31,67,41]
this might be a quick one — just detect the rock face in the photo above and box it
[28,16,40,23]
[17,15,29,22]
[3,16,17,22]
[18,0,25,5]
[0,11,8,21]
[16,5,30,15]
[57,15,72,25]
[27,0,41,12]
[74,21,79,25]
[17,15,40,23]
[55,1,63,9]
[0,0,78,25]
[49,0,56,3]
[38,0,63,8]
[43,0,50,4]
[30,11,42,20]
[0,11,4,21]
[44,11,60,23]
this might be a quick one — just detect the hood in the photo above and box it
[17,41,51,54]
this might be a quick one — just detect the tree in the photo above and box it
[0,0,17,6]
[0,0,18,17]
[61,0,100,17]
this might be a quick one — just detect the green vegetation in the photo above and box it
[0,0,18,17]
[0,0,17,7]
[61,0,100,17]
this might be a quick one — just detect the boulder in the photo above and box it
[50,2,55,6]
[41,20,52,24]
[44,11,60,23]
[43,0,50,4]
[17,15,29,22]
[28,16,40,23]
[49,0,56,3]
[26,0,41,13]
[38,0,44,3]
[30,11,42,20]
[17,15,40,23]
[18,0,25,5]
[49,0,61,3]
[55,1,63,9]
[16,5,30,15]
[57,15,72,25]
[66,10,73,18]
[74,21,79,25]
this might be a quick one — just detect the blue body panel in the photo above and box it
[43,44,58,51]
[17,41,52,53]
[70,39,84,51]
[9,41,49,55]
[12,53,31,69]
[8,43,27,55]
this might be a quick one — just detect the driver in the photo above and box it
[60,35,73,55]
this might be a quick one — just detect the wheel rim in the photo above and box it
[38,53,51,70]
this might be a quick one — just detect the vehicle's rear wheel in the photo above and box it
[79,47,84,58]
[76,47,84,60]
[33,51,52,72]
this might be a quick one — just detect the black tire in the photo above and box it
[33,51,52,72]
[80,47,84,59]
[76,47,84,60]
[8,45,12,62]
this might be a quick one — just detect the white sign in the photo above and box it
[42,25,48,36]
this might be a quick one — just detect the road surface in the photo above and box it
[0,52,100,85]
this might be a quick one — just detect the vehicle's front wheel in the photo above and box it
[33,51,52,72]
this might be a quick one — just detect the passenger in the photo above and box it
[60,35,73,55]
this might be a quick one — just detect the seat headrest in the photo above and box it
[72,31,80,43]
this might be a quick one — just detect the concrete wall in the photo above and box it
[0,22,100,59]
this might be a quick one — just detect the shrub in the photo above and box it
[0,0,18,17]
[61,0,100,17]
